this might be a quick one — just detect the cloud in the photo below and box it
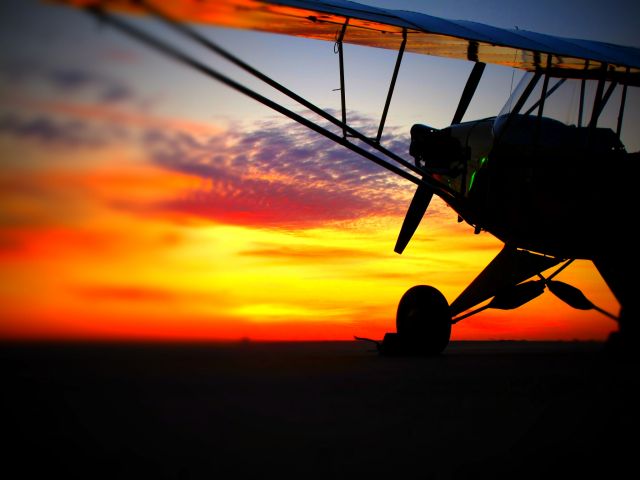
[75,285,178,303]
[0,231,24,253]
[0,62,145,147]
[0,105,427,229]
[0,57,422,230]
[72,284,230,308]
[50,69,134,103]
[240,244,379,262]
[0,62,135,104]
[0,113,124,147]
[141,117,416,227]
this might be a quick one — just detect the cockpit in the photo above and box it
[409,70,636,201]
[493,71,631,154]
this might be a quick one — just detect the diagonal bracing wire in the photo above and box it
[85,5,464,209]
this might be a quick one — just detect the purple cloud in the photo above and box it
[142,117,415,227]
[45,67,135,103]
[0,113,125,147]
[0,58,420,229]
[0,61,136,104]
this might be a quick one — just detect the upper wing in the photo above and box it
[59,0,640,85]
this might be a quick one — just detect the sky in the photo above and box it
[0,0,638,341]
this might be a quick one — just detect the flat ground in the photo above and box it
[2,341,638,479]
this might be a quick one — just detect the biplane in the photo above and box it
[56,0,640,354]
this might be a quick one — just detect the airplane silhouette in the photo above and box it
[56,0,639,355]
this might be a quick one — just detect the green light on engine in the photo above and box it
[469,156,487,191]
[469,170,477,191]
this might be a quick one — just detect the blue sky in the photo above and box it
[3,0,639,134]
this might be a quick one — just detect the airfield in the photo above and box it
[3,340,638,479]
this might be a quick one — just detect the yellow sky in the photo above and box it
[0,103,619,341]
[0,0,625,343]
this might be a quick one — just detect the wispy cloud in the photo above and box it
[0,113,124,147]
[142,118,415,227]
[75,285,179,303]
[0,105,422,228]
[1,61,421,229]
[0,61,136,104]
[240,244,379,262]
[47,68,134,103]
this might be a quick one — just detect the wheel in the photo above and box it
[395,285,451,355]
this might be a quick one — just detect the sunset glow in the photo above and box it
[0,0,629,342]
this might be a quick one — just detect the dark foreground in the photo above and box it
[2,341,638,479]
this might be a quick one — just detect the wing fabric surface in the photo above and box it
[58,0,640,84]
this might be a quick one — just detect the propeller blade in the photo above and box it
[451,62,485,125]
[394,184,433,254]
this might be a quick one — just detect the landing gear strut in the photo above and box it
[380,285,452,356]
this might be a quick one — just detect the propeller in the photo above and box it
[394,62,485,254]
[394,184,433,254]
[394,123,437,254]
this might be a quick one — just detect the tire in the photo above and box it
[395,285,451,355]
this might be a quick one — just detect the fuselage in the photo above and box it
[411,116,634,259]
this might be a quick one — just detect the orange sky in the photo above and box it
[0,94,619,342]
[0,0,628,342]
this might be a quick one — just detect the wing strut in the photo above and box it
[450,253,619,324]
[591,79,618,128]
[578,60,589,127]
[135,0,434,183]
[533,55,552,147]
[616,67,630,137]
[524,78,566,116]
[449,246,562,318]
[376,28,407,143]
[85,4,465,209]
[335,19,349,138]
[589,64,608,129]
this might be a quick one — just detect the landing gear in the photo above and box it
[380,285,451,356]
